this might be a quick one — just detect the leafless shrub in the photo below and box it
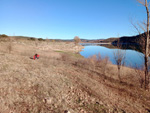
[75,53,110,75]
[88,55,97,71]
[95,53,102,68]
[134,67,145,88]
[97,53,102,61]
[113,45,126,82]
[74,58,89,69]
[101,56,109,75]
[95,53,110,75]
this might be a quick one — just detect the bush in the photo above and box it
[38,38,45,41]
[0,34,8,38]
[29,38,36,41]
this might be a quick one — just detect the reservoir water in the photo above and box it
[80,44,144,68]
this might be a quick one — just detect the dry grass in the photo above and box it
[0,39,150,113]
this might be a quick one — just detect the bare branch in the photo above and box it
[142,20,147,26]
[137,0,146,6]
[131,20,141,34]
[137,22,146,32]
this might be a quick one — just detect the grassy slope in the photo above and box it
[0,38,150,113]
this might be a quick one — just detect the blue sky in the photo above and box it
[0,0,148,39]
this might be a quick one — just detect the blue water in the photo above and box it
[80,45,144,68]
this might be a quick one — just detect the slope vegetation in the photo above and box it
[0,38,150,113]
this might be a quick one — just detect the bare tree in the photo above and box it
[74,36,80,46]
[132,0,150,89]
[113,41,126,82]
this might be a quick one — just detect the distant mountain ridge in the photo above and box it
[0,33,146,45]
[100,32,147,46]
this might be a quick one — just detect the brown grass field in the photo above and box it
[0,37,150,113]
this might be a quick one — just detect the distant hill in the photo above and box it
[0,33,146,45]
[80,39,103,43]
[82,33,147,45]
[99,33,146,46]
[111,35,145,45]
[99,38,118,43]
[97,33,147,53]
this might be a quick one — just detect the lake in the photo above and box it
[80,44,144,68]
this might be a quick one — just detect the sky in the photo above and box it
[0,0,148,39]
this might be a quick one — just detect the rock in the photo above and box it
[43,97,53,104]
[64,110,70,113]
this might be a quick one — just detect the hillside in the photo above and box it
[99,38,118,43]
[98,34,146,52]
[100,33,146,46]
[0,37,150,112]
[80,39,103,43]
[112,35,144,45]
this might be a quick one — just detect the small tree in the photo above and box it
[74,36,80,45]
[113,41,126,82]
